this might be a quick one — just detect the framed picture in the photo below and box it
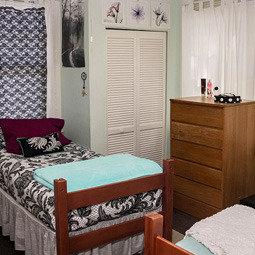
[102,0,125,25]
[127,0,149,28]
[62,0,85,67]
[151,2,171,29]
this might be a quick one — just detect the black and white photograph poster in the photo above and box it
[102,0,125,25]
[127,0,149,28]
[151,2,171,29]
[62,0,85,67]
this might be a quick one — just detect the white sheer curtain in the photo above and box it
[44,0,62,118]
[246,0,255,99]
[182,0,255,99]
[0,0,62,117]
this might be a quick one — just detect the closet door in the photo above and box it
[107,30,137,155]
[107,30,166,165]
[137,32,166,165]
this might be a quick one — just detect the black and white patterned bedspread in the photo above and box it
[0,143,162,232]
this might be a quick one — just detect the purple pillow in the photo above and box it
[0,118,72,154]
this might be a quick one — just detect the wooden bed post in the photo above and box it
[145,213,193,255]
[144,212,163,255]
[162,159,174,241]
[54,179,69,255]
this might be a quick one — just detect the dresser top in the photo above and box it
[170,96,255,107]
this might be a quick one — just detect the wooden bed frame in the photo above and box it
[54,159,174,255]
[144,212,193,255]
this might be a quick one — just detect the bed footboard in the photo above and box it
[54,158,174,255]
[144,213,193,255]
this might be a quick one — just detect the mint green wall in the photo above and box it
[166,0,182,158]
[62,0,181,157]
[61,0,90,147]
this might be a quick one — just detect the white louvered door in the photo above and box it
[107,30,166,165]
[107,31,137,155]
[137,33,166,165]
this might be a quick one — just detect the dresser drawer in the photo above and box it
[174,158,222,189]
[171,121,223,149]
[171,102,224,128]
[174,176,222,208]
[174,192,220,219]
[171,140,222,169]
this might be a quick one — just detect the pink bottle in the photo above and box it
[207,80,212,96]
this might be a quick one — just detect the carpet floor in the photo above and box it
[172,230,184,244]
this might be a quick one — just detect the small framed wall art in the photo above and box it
[126,0,150,28]
[102,0,125,25]
[151,2,171,29]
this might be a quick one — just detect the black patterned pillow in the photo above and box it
[17,133,64,157]
[0,132,5,147]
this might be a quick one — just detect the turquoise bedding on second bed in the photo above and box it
[34,154,162,192]
[176,237,214,255]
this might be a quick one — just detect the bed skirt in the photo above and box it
[0,188,159,255]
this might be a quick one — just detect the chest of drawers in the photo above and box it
[170,97,255,218]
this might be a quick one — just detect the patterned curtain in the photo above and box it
[0,7,47,119]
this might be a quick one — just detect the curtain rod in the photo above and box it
[0,0,43,4]
[0,0,60,4]
[193,0,254,2]
[1,0,39,3]
[182,0,255,5]
[183,0,255,9]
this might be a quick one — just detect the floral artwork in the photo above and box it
[151,2,171,29]
[107,2,121,23]
[127,0,149,27]
[102,0,125,24]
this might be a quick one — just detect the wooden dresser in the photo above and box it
[170,96,255,219]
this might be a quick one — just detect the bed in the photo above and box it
[145,205,255,255]
[144,212,211,255]
[0,119,174,254]
[54,158,173,255]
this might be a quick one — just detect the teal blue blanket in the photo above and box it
[34,154,162,192]
[176,237,213,255]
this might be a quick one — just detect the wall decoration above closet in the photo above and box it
[127,0,150,28]
[151,2,171,29]
[102,0,125,25]
[62,0,85,67]
[101,0,171,30]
